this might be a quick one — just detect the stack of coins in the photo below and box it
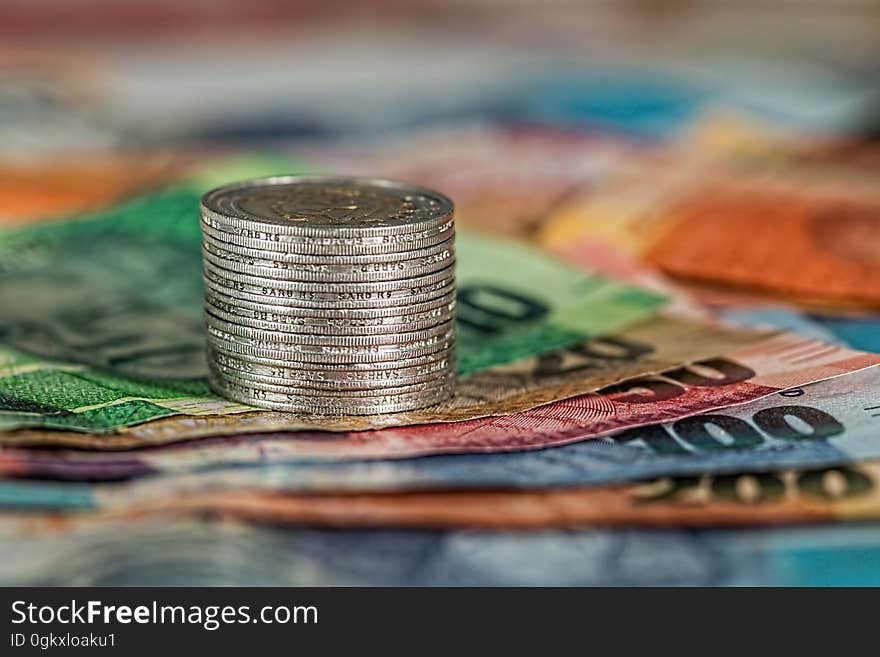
[200,175,456,414]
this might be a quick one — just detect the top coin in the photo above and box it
[201,176,454,237]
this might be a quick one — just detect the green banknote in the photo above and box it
[0,159,665,432]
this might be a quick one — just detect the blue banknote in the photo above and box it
[720,307,880,353]
[2,366,880,509]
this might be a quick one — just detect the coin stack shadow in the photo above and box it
[200,175,456,414]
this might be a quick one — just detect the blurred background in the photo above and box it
[3,1,880,586]
[3,0,880,225]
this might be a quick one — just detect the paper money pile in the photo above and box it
[3,132,880,585]
[3,31,880,584]
[201,176,457,414]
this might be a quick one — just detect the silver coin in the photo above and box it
[205,285,455,320]
[203,277,455,311]
[202,232,456,264]
[210,369,455,401]
[203,259,453,293]
[205,316,454,348]
[208,373,454,414]
[207,328,455,363]
[205,297,455,336]
[202,273,454,309]
[200,175,458,414]
[213,365,454,393]
[204,303,455,344]
[210,362,455,397]
[211,375,456,405]
[201,245,455,282]
[208,348,454,388]
[200,221,452,256]
[202,211,454,247]
[207,338,454,368]
[207,343,454,372]
[201,175,454,236]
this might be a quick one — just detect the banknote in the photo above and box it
[719,307,880,353]
[0,316,762,446]
[536,148,713,257]
[0,162,665,433]
[808,312,880,353]
[1,340,878,512]
[553,240,708,320]
[646,181,880,306]
[170,459,880,529]
[211,364,880,495]
[537,150,880,306]
[1,515,880,586]
[547,185,880,352]
[719,307,847,345]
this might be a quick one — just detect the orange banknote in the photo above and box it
[539,142,880,307]
[0,155,187,226]
[2,460,876,532]
[646,181,880,306]
[165,461,880,530]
